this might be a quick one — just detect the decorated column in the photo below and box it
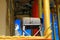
[32,0,39,35]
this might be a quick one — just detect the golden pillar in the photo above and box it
[38,0,42,18]
[58,6,60,39]
[43,0,52,38]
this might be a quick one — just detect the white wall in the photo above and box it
[0,0,7,36]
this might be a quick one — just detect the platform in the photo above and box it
[0,36,52,40]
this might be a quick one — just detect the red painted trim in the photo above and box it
[32,0,39,18]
